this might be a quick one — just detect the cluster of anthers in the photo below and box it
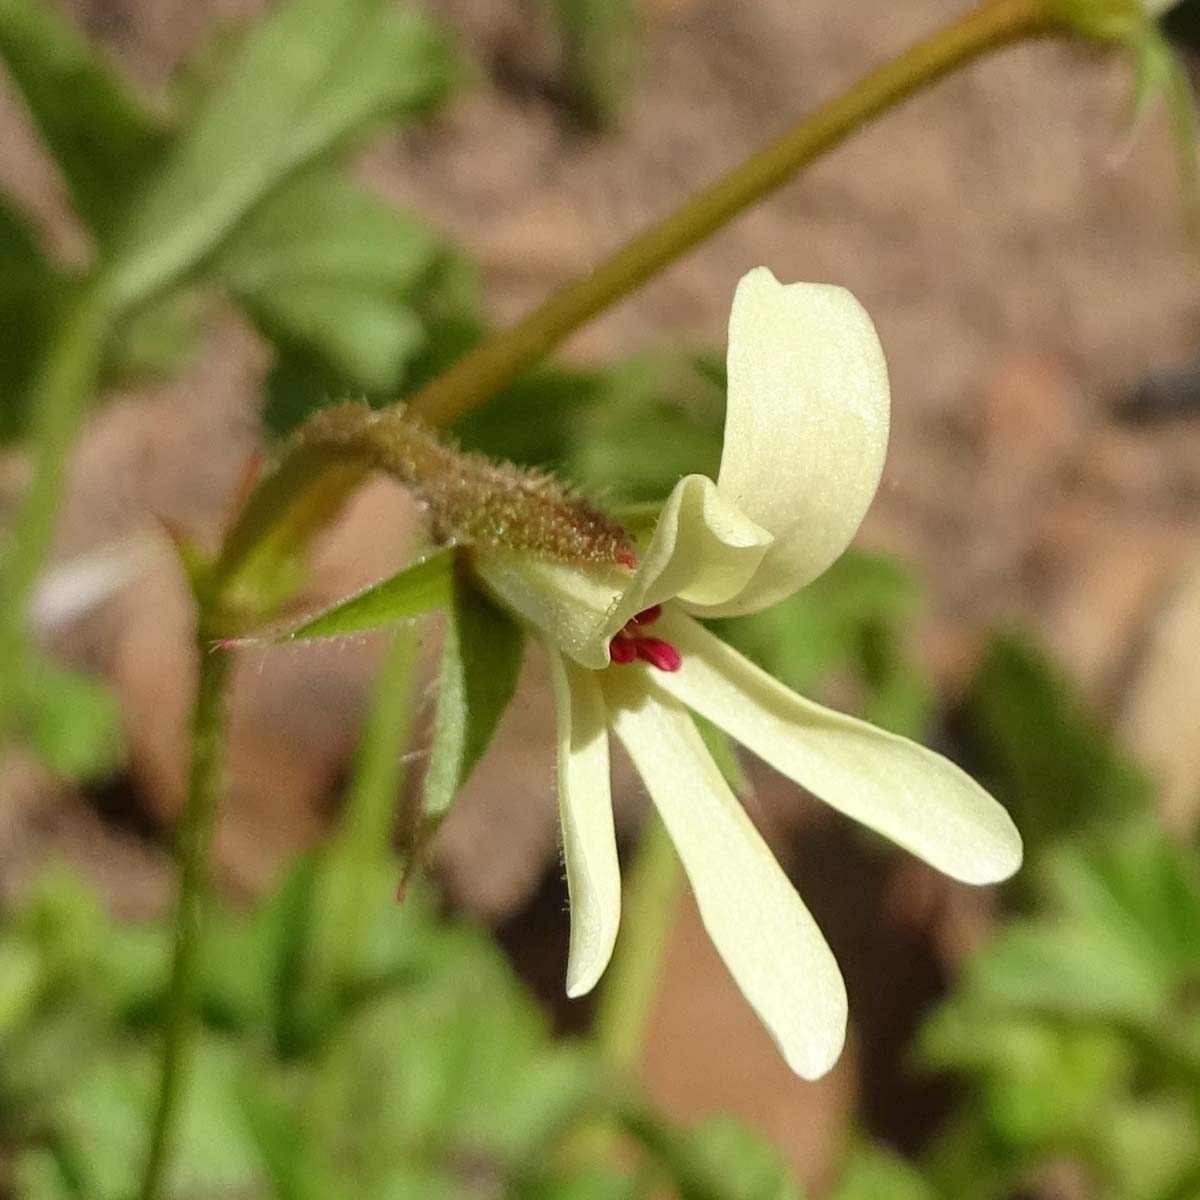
[606,603,681,672]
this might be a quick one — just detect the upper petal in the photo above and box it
[548,648,622,997]
[651,611,1023,885]
[603,668,848,1081]
[693,267,890,618]
[592,473,772,647]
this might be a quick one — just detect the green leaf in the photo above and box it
[219,171,439,392]
[219,171,438,297]
[1042,822,1200,979]
[829,1144,937,1200]
[0,193,60,443]
[623,1109,802,1200]
[1,657,124,779]
[424,573,525,824]
[958,632,1152,859]
[968,920,1170,1023]
[0,0,168,234]
[273,550,454,643]
[547,0,639,128]
[105,0,456,309]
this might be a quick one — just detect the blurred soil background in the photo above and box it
[3,0,1200,1189]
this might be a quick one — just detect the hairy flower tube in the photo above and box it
[467,268,1022,1080]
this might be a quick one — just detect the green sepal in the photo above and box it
[271,549,454,643]
[423,571,525,828]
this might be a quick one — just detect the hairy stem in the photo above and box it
[408,0,1053,428]
[592,812,682,1072]
[138,640,232,1200]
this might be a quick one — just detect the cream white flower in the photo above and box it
[474,267,1021,1080]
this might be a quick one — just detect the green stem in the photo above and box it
[592,811,682,1072]
[138,638,232,1200]
[326,625,420,982]
[0,284,108,656]
[212,0,1055,575]
[408,0,1053,428]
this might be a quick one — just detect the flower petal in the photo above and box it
[651,611,1023,885]
[473,553,624,669]
[593,473,772,645]
[692,267,890,618]
[548,648,622,997]
[603,669,848,1080]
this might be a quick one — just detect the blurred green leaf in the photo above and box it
[527,1168,648,1199]
[829,1144,937,1200]
[274,549,453,643]
[1042,822,1200,977]
[1,656,124,779]
[548,0,640,128]
[0,194,58,442]
[424,573,525,826]
[219,171,439,393]
[624,1109,802,1200]
[958,633,1152,859]
[105,0,456,309]
[0,938,41,1035]
[0,0,168,234]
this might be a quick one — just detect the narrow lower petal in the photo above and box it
[603,670,847,1081]
[652,611,1023,885]
[696,268,890,618]
[547,648,622,997]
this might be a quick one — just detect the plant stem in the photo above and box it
[213,0,1055,575]
[592,811,682,1073]
[138,638,232,1200]
[325,625,419,987]
[408,0,1053,428]
[0,284,108,662]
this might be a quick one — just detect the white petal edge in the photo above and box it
[696,267,890,618]
[603,668,848,1081]
[593,473,772,646]
[547,647,622,997]
[651,611,1023,885]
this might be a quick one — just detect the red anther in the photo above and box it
[608,635,638,664]
[635,638,682,672]
[631,604,663,626]
[616,550,639,569]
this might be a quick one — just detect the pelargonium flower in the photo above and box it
[470,268,1022,1079]
[245,267,1021,1081]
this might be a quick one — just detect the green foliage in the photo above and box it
[0,857,801,1200]
[0,194,57,443]
[828,1144,937,1200]
[425,572,526,827]
[957,632,1153,862]
[103,0,456,310]
[0,0,168,235]
[0,654,123,779]
[921,820,1200,1200]
[545,0,640,129]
